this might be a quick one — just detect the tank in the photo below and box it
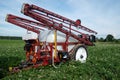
[39,30,78,52]
[22,31,38,40]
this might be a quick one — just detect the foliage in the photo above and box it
[98,37,105,42]
[0,40,25,79]
[0,40,120,80]
[98,34,120,43]
[0,36,22,40]
[105,34,114,42]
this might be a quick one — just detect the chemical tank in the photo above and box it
[39,30,78,52]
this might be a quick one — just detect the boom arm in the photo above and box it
[21,3,97,45]
[22,4,97,34]
[6,3,97,45]
[6,14,46,34]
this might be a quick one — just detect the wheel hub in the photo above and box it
[75,47,87,63]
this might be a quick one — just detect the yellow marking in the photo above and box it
[54,30,57,58]
[9,67,12,72]
[40,42,43,45]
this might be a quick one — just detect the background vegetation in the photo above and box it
[0,36,22,40]
[0,39,120,80]
[97,34,120,43]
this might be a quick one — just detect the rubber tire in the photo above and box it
[69,44,88,63]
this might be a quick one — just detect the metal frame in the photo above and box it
[6,3,97,71]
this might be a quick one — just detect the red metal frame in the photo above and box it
[6,4,97,70]
[6,14,46,34]
[24,4,97,34]
[21,3,95,45]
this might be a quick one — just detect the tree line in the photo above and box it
[97,34,120,43]
[0,36,22,40]
[0,34,119,42]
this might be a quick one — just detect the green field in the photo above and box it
[0,40,120,80]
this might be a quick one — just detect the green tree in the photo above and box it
[99,37,104,42]
[105,34,114,42]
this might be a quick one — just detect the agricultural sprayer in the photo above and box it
[6,3,97,72]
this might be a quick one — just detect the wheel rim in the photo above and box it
[75,47,87,63]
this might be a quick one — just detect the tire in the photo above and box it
[69,44,88,63]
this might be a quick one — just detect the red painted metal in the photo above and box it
[6,14,46,34]
[21,4,94,45]
[22,4,97,34]
[6,3,97,72]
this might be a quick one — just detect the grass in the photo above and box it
[0,40,120,80]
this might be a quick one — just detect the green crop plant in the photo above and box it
[0,40,120,80]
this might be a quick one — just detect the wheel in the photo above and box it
[69,44,88,63]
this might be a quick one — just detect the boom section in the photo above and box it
[21,4,95,45]
[6,14,46,34]
[21,4,97,34]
